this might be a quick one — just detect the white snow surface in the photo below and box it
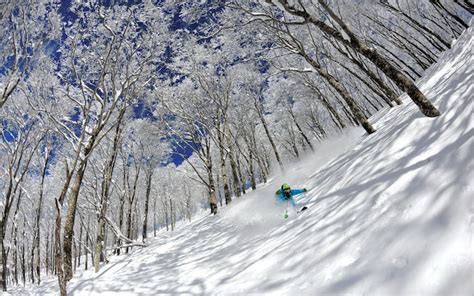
[10,28,474,296]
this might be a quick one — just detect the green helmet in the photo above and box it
[281,183,291,191]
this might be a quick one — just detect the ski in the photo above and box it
[297,206,308,213]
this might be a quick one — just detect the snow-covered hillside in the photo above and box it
[10,27,473,296]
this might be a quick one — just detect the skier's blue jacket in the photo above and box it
[275,188,306,207]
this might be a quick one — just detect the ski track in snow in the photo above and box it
[8,28,474,296]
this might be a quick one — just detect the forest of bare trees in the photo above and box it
[0,0,471,294]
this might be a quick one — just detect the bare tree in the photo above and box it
[0,1,60,109]
[30,136,52,285]
[15,2,165,293]
[94,109,125,272]
[230,0,441,117]
[0,105,44,291]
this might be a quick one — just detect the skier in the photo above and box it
[275,183,307,218]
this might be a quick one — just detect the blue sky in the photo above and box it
[55,0,216,166]
[1,1,232,167]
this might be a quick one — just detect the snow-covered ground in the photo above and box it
[9,27,473,296]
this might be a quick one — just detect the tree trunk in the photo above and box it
[454,0,474,14]
[165,202,169,231]
[153,197,157,237]
[236,156,247,194]
[0,218,5,291]
[77,224,83,268]
[216,169,223,207]
[85,216,90,271]
[247,144,257,190]
[218,128,232,205]
[379,1,451,49]
[204,142,218,215]
[329,53,399,106]
[63,158,89,283]
[31,152,50,285]
[320,96,346,129]
[255,98,284,170]
[126,203,133,254]
[95,112,123,271]
[125,167,140,254]
[227,145,242,197]
[431,0,469,29]
[45,229,50,276]
[55,203,67,296]
[169,198,174,231]
[185,187,193,222]
[73,241,77,273]
[275,0,441,117]
[116,195,125,256]
[50,231,55,275]
[319,0,441,116]
[306,104,326,139]
[0,136,40,290]
[300,67,345,129]
[303,53,376,134]
[13,212,20,285]
[142,168,153,242]
[358,61,403,105]
[55,161,74,296]
[21,219,26,285]
[208,164,218,215]
[289,107,314,151]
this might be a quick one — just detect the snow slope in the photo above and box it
[10,27,473,296]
